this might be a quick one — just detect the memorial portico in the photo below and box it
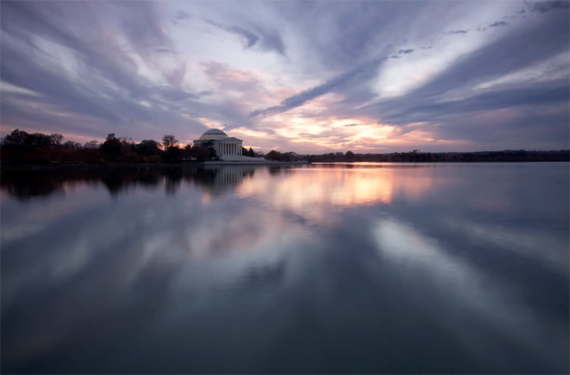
[193,129,243,157]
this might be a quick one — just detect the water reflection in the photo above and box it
[1,166,259,200]
[1,163,568,373]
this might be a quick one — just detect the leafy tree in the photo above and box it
[164,145,181,163]
[265,150,282,161]
[136,139,161,156]
[100,133,122,160]
[241,146,256,157]
[345,150,355,162]
[202,140,217,159]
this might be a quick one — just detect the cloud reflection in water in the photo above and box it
[1,163,568,373]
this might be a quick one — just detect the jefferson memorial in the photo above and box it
[193,128,305,164]
[193,129,243,157]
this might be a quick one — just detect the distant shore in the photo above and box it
[0,160,306,172]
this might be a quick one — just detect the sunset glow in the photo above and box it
[1,1,568,153]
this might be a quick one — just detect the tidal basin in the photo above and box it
[1,163,568,373]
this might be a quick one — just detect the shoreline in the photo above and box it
[0,160,307,172]
[1,159,567,172]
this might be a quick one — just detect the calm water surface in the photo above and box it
[1,163,568,373]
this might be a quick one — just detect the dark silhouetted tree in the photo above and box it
[265,150,282,161]
[162,134,178,149]
[100,133,122,161]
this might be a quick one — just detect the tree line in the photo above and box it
[0,129,258,164]
[2,129,568,165]
[305,149,570,163]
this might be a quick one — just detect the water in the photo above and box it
[1,163,568,374]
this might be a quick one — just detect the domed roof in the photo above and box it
[199,128,228,140]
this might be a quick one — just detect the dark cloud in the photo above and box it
[447,30,469,34]
[206,20,259,49]
[489,21,509,28]
[398,49,414,54]
[378,81,570,125]
[529,1,570,13]
[391,55,401,59]
[343,124,361,127]
[428,103,569,149]
[249,24,286,56]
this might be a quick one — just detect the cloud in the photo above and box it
[489,21,508,28]
[175,10,192,20]
[201,61,264,94]
[1,1,568,152]
[529,1,570,13]
[250,24,286,56]
[242,58,384,123]
[379,81,570,125]
[164,61,188,87]
[0,2,212,141]
[298,132,328,138]
[396,11,568,101]
[206,20,259,49]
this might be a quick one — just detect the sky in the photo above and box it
[1,0,569,153]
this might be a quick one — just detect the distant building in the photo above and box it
[193,129,243,157]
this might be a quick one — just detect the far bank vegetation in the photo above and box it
[1,129,568,165]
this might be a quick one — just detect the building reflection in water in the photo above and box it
[0,165,447,228]
[1,163,568,374]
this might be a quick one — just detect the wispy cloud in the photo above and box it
[206,20,260,49]
[1,0,568,152]
[241,58,384,124]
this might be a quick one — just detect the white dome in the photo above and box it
[199,129,228,140]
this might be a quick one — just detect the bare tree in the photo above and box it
[162,134,178,149]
